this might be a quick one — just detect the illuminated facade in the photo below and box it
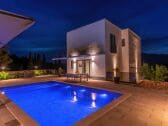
[67,19,141,82]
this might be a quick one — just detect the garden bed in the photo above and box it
[0,69,57,80]
[137,80,168,90]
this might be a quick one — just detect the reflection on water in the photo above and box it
[1,91,5,94]
[91,93,96,108]
[100,93,108,98]
[80,89,86,92]
[71,91,78,102]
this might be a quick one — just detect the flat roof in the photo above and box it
[0,10,35,47]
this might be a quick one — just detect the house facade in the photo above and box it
[67,19,141,82]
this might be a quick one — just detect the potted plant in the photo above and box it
[114,68,120,84]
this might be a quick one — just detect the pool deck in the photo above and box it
[0,75,168,126]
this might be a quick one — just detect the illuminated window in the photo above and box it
[122,39,125,47]
[110,34,117,53]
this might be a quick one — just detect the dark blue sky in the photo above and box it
[1,0,168,60]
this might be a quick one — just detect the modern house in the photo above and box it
[0,10,34,47]
[54,19,141,82]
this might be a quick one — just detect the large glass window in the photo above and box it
[110,34,117,53]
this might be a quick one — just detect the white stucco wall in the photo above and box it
[121,29,129,73]
[104,20,122,72]
[67,19,106,56]
[66,19,141,82]
[67,54,106,78]
[90,54,106,78]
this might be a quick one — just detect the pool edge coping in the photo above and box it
[75,93,131,126]
[0,93,38,126]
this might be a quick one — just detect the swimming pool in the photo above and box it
[0,81,122,126]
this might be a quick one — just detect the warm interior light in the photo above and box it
[91,56,95,62]
[87,43,100,56]
[71,52,79,57]
[34,66,38,69]
[89,50,97,56]
[113,70,117,77]
[73,58,76,62]
[1,66,6,70]
[72,58,77,73]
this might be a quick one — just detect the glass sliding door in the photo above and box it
[84,60,90,75]
[76,60,90,75]
[76,60,83,74]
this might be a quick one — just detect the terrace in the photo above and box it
[0,76,167,126]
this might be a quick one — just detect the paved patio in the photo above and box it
[0,76,168,126]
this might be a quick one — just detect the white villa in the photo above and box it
[0,10,34,47]
[61,19,141,83]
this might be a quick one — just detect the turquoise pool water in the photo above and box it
[0,81,122,126]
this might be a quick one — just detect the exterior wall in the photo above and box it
[66,19,141,82]
[66,19,106,78]
[90,54,106,78]
[67,19,106,56]
[120,29,130,82]
[104,20,122,80]
[67,54,106,78]
[120,29,141,82]
[128,30,141,82]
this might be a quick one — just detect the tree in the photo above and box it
[42,54,46,68]
[28,52,33,69]
[150,66,155,80]
[36,53,42,67]
[140,63,168,82]
[0,48,12,69]
[140,63,151,80]
[33,53,37,66]
[155,65,168,81]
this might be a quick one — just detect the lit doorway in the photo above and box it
[76,60,90,75]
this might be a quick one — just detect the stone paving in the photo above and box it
[0,76,168,126]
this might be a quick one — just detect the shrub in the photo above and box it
[0,71,10,80]
[155,65,168,82]
[140,63,151,80]
[58,67,64,76]
[33,70,44,76]
[140,63,168,82]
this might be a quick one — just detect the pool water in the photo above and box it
[0,81,122,126]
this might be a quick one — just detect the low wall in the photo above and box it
[137,80,168,90]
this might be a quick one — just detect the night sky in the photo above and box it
[1,0,168,60]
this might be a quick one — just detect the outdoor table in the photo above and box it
[66,73,89,82]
